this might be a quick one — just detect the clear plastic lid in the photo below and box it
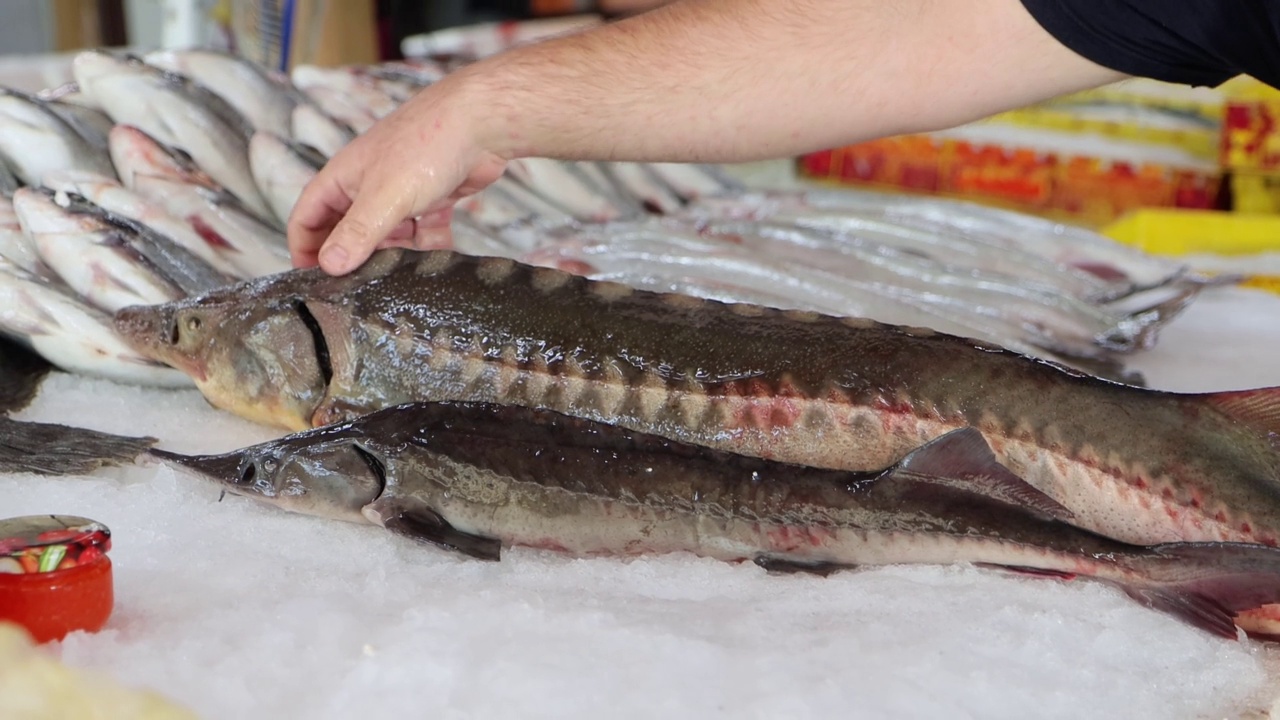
[0,515,111,575]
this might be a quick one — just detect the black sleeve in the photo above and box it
[1019,0,1280,90]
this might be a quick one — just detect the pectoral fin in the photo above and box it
[364,495,502,561]
[890,427,1075,522]
[753,555,856,577]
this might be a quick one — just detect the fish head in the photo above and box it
[108,124,220,192]
[114,288,329,431]
[151,433,385,524]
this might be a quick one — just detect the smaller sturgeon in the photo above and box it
[150,400,1280,641]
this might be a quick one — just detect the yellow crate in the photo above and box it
[1103,208,1280,255]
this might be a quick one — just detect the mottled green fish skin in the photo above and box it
[113,249,1280,551]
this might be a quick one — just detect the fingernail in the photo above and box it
[321,245,348,271]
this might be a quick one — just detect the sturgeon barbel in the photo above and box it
[112,249,1280,556]
[150,400,1280,641]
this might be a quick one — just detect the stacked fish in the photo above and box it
[0,47,1216,392]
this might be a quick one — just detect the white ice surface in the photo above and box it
[3,285,1280,719]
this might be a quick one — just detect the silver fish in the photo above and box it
[0,264,192,387]
[41,169,247,280]
[505,158,628,222]
[108,125,292,278]
[765,188,1197,295]
[291,65,402,119]
[41,99,113,152]
[143,49,301,138]
[290,101,357,158]
[71,50,274,220]
[0,195,43,277]
[248,131,324,228]
[517,235,1143,384]
[13,187,231,312]
[647,162,742,200]
[0,156,18,197]
[0,88,116,187]
[297,85,379,134]
[151,400,1280,641]
[602,161,685,214]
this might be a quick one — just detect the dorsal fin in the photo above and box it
[892,428,1075,522]
[1200,387,1280,440]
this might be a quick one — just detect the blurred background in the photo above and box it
[0,0,674,67]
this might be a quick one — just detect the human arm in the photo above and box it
[288,0,1129,275]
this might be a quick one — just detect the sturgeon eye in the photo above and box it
[186,316,202,332]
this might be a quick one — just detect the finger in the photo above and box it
[287,172,354,268]
[318,182,416,276]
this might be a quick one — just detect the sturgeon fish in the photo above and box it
[148,400,1280,641]
[111,249,1280,554]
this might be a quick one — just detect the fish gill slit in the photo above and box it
[351,443,388,489]
[293,300,333,387]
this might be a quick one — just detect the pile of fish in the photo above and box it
[0,47,1224,391]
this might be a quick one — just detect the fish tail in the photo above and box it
[0,416,155,476]
[1118,541,1280,639]
[1198,386,1280,449]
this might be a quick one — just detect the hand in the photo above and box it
[286,78,509,275]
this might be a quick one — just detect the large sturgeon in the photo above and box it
[149,400,1280,641]
[112,249,1280,553]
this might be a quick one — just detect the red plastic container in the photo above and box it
[0,515,114,644]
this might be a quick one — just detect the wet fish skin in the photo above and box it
[71,50,274,221]
[517,239,1146,385]
[151,400,1280,640]
[0,88,116,187]
[108,125,292,278]
[290,102,356,159]
[24,186,234,296]
[13,187,186,312]
[0,195,46,277]
[40,169,248,280]
[0,265,193,388]
[40,99,113,152]
[0,156,20,197]
[291,65,402,119]
[248,131,323,228]
[110,248,1280,557]
[143,49,300,138]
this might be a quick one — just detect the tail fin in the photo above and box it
[1120,542,1280,639]
[1200,387,1280,450]
[0,416,155,476]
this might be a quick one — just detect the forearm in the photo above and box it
[452,0,1129,163]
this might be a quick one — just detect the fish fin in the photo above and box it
[1118,542,1280,640]
[753,555,855,577]
[0,416,155,476]
[973,563,1077,581]
[365,495,502,562]
[891,428,1075,522]
[1200,387,1280,440]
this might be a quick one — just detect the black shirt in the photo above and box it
[1020,0,1280,89]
